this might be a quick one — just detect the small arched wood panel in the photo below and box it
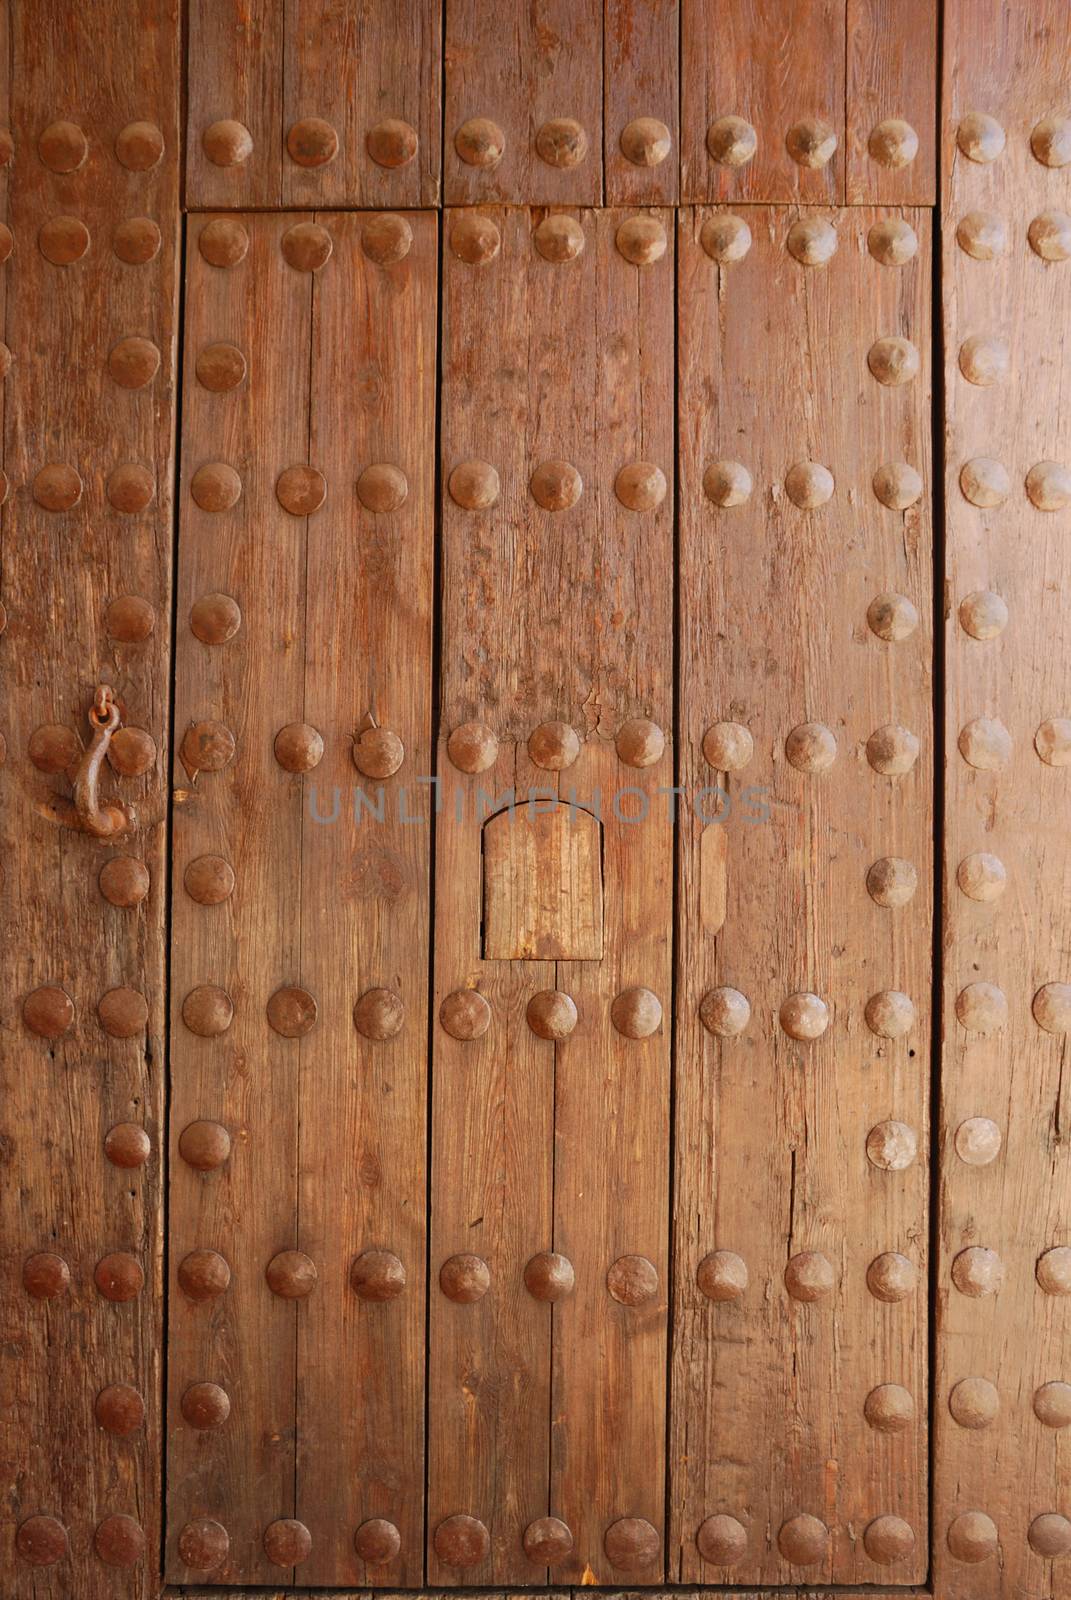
[482,804,604,960]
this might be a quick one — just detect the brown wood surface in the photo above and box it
[937,4,1071,1596]
[845,0,937,206]
[0,4,179,1596]
[604,0,680,205]
[186,1,441,210]
[672,204,932,1584]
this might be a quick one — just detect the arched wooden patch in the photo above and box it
[482,803,603,960]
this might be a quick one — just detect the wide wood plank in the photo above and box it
[845,0,937,205]
[0,4,179,1595]
[937,5,1071,1596]
[672,203,932,1583]
[185,0,285,209]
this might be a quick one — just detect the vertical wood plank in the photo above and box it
[604,0,680,205]
[680,0,846,204]
[166,213,311,1585]
[937,4,1071,1595]
[295,209,435,1586]
[186,0,285,208]
[672,203,932,1584]
[0,4,179,1595]
[444,2,603,206]
[845,0,937,205]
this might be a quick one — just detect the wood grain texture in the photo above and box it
[604,0,679,205]
[0,4,179,1596]
[444,3,603,205]
[845,0,937,205]
[187,1,441,209]
[672,204,932,1584]
[937,5,1071,1596]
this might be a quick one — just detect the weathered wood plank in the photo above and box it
[186,0,285,209]
[0,3,179,1595]
[845,0,937,205]
[937,4,1071,1596]
[672,203,932,1583]
[604,0,679,205]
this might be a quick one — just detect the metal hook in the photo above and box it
[37,685,130,839]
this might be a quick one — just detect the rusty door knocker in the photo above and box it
[37,685,130,839]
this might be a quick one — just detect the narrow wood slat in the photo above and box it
[443,2,603,206]
[672,203,932,1584]
[0,4,178,1594]
[185,0,285,208]
[680,0,845,204]
[937,4,1071,1594]
[604,0,680,205]
[845,0,937,205]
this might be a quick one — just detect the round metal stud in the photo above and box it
[1035,1382,1071,1428]
[785,118,837,168]
[1029,1513,1071,1558]
[202,119,252,166]
[33,463,82,511]
[354,1518,401,1564]
[952,1245,1004,1297]
[454,117,505,168]
[350,1249,406,1301]
[784,461,833,508]
[696,1513,747,1565]
[615,460,667,511]
[94,1252,144,1301]
[786,216,837,266]
[607,1254,658,1305]
[353,726,405,778]
[1034,982,1071,1033]
[23,1251,70,1298]
[108,727,156,777]
[1031,115,1071,167]
[867,593,919,642]
[276,464,326,515]
[701,722,753,772]
[706,114,757,166]
[1036,718,1071,766]
[195,343,247,394]
[447,721,498,773]
[98,987,149,1039]
[958,334,1009,387]
[265,1250,317,1299]
[958,590,1007,639]
[530,458,582,510]
[868,216,918,265]
[357,462,408,511]
[439,1252,490,1302]
[1037,1246,1071,1294]
[281,220,333,272]
[190,593,241,645]
[527,720,580,770]
[864,1514,915,1565]
[601,1519,660,1574]
[699,213,752,263]
[865,1383,914,1431]
[266,986,318,1037]
[873,462,923,511]
[866,725,920,775]
[23,985,75,1038]
[440,988,491,1040]
[361,212,413,265]
[785,722,837,772]
[1026,459,1071,511]
[955,981,1008,1033]
[868,336,920,387]
[1029,210,1071,261]
[697,1248,748,1301]
[181,1381,230,1429]
[868,119,918,167]
[957,112,1005,163]
[178,1248,231,1300]
[616,214,667,265]
[946,1511,997,1564]
[115,120,163,170]
[956,211,1006,259]
[198,217,249,268]
[16,1515,68,1566]
[699,986,751,1037]
[94,1515,145,1568]
[524,1251,574,1301]
[865,990,915,1038]
[620,116,671,167]
[866,857,918,908]
[107,463,155,512]
[610,986,662,1038]
[191,461,241,512]
[39,119,87,171]
[954,1116,1002,1166]
[449,459,500,509]
[264,1520,312,1567]
[526,989,578,1039]
[29,723,80,774]
[274,722,324,773]
[115,217,163,265]
[450,212,501,264]
[181,984,234,1036]
[287,117,339,167]
[39,216,90,264]
[949,1376,999,1429]
[615,717,664,767]
[956,852,1005,901]
[434,1513,490,1568]
[352,987,405,1041]
[784,1251,834,1301]
[702,460,752,506]
[867,1120,918,1170]
[177,1519,230,1572]
[867,1251,916,1302]
[184,854,235,905]
[777,1512,829,1565]
[779,991,829,1039]
[108,335,160,389]
[105,594,156,641]
[180,721,235,773]
[523,1516,574,1563]
[535,117,588,168]
[366,118,418,168]
[104,1123,151,1167]
[178,1120,232,1171]
[958,716,1011,769]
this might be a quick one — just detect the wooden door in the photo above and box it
[2,3,1069,1597]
